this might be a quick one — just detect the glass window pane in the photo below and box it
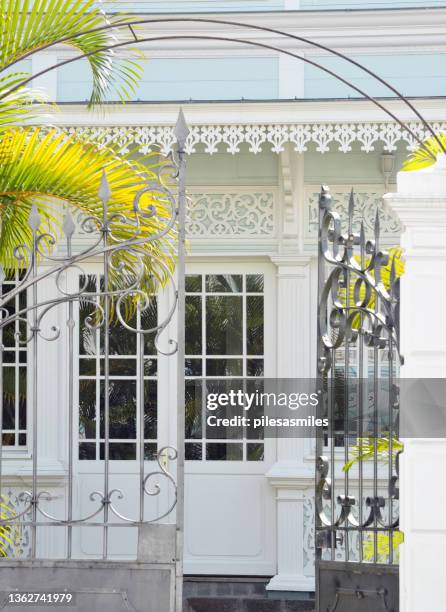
[18,367,26,429]
[79,276,100,356]
[79,359,97,376]
[2,324,16,348]
[247,359,264,376]
[185,381,202,439]
[2,433,15,446]
[19,320,27,344]
[185,358,202,376]
[185,275,202,293]
[144,443,158,461]
[246,274,264,293]
[144,381,157,440]
[79,315,99,356]
[144,358,157,377]
[247,443,264,461]
[106,320,136,356]
[2,351,14,364]
[79,380,96,439]
[100,380,136,439]
[206,443,243,461]
[100,443,136,460]
[247,296,264,355]
[185,443,202,460]
[185,296,202,355]
[3,390,15,429]
[206,275,242,293]
[144,333,157,356]
[79,442,96,460]
[3,367,15,429]
[206,359,243,376]
[79,275,159,460]
[142,298,158,354]
[206,296,242,355]
[81,274,98,294]
[19,288,26,311]
[106,359,137,377]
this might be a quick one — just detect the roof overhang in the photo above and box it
[42,98,446,155]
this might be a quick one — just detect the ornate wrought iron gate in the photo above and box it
[316,186,401,612]
[0,114,188,611]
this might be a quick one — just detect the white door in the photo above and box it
[183,262,276,576]
[71,261,276,573]
[73,266,174,559]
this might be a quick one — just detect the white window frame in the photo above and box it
[184,259,277,474]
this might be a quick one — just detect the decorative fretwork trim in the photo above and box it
[63,122,446,156]
[187,189,276,237]
[305,185,401,243]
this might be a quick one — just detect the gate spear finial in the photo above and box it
[98,169,111,204]
[174,108,190,151]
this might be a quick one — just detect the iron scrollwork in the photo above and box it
[316,185,401,565]
[0,128,187,558]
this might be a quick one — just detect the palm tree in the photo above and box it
[0,0,175,280]
[0,0,177,554]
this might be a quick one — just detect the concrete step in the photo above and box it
[185,597,315,612]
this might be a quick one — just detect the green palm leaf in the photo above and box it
[342,436,403,473]
[0,127,176,301]
[0,0,142,108]
[0,72,49,129]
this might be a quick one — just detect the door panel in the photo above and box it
[184,473,275,575]
[183,263,276,575]
[72,262,276,572]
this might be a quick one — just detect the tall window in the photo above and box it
[184,273,265,462]
[77,271,266,462]
[1,272,27,449]
[78,274,157,461]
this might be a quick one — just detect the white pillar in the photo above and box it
[266,256,314,592]
[384,154,446,612]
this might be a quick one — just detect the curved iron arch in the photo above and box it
[2,15,443,156]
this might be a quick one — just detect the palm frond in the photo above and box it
[403,132,446,171]
[0,500,16,557]
[0,0,142,107]
[363,530,404,563]
[0,127,176,296]
[338,247,404,330]
[0,72,49,129]
[343,436,403,473]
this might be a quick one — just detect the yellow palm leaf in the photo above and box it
[338,247,404,330]
[0,127,176,299]
[0,500,16,557]
[403,132,446,171]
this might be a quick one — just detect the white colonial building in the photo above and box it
[5,0,446,601]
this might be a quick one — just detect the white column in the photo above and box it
[384,154,446,612]
[266,256,314,592]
